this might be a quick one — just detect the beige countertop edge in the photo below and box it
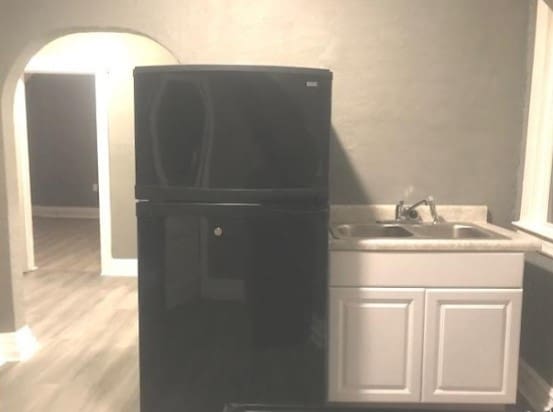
[329,221,542,253]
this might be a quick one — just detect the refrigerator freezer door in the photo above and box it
[137,203,328,412]
[134,66,331,202]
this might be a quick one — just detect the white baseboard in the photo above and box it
[519,358,553,411]
[0,326,38,364]
[101,258,137,277]
[32,206,99,219]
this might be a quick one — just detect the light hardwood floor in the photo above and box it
[0,218,139,412]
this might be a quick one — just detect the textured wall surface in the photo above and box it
[4,1,534,225]
[25,73,98,208]
[0,1,534,330]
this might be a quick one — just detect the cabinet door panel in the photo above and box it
[328,288,424,403]
[422,289,522,403]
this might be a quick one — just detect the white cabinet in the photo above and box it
[328,286,522,404]
[422,289,522,404]
[328,252,524,405]
[328,288,424,402]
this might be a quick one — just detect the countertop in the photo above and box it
[329,205,541,253]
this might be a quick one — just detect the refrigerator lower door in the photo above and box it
[137,203,328,412]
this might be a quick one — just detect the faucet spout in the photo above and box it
[406,199,428,213]
[395,196,443,223]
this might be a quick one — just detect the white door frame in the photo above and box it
[93,70,137,276]
[14,78,36,272]
[18,69,135,276]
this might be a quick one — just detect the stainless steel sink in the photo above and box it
[331,223,414,239]
[330,222,507,240]
[406,223,507,239]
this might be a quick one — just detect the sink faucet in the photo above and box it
[395,196,444,224]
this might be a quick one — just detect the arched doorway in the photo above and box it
[0,31,178,411]
[17,32,179,277]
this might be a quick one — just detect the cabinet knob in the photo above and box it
[213,226,223,237]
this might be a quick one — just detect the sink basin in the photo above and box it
[331,223,414,239]
[407,223,507,239]
[330,222,507,240]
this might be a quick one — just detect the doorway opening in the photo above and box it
[25,72,101,275]
[0,31,178,409]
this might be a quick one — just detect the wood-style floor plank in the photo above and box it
[0,217,139,412]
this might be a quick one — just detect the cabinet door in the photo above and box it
[422,289,522,403]
[328,288,425,403]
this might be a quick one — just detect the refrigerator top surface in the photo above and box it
[134,64,332,78]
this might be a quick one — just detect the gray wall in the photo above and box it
[20,0,534,259]
[0,0,537,331]
[328,1,530,228]
[521,253,553,384]
[25,73,98,208]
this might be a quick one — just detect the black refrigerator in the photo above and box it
[135,65,332,412]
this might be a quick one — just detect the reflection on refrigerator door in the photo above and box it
[139,207,327,411]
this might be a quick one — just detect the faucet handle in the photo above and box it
[426,195,444,223]
[395,200,405,220]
